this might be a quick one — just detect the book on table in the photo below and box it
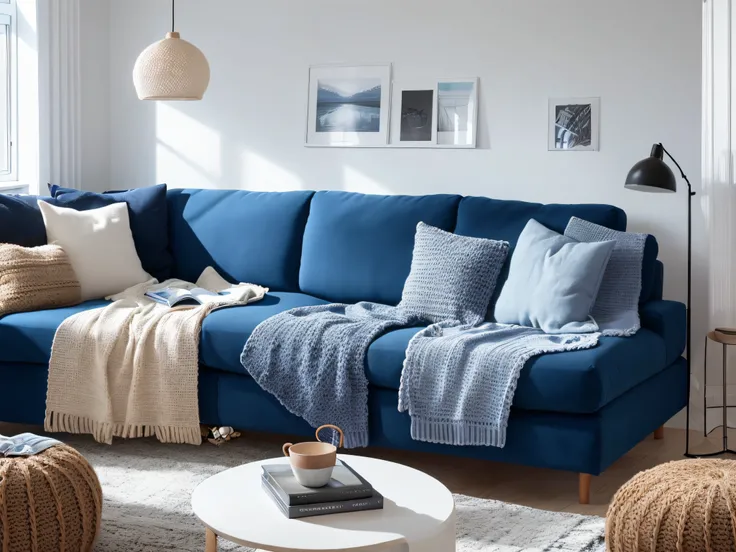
[260,459,383,519]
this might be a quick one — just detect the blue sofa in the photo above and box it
[0,189,686,503]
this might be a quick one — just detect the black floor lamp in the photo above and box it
[624,143,698,457]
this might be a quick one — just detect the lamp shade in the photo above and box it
[624,143,677,193]
[133,32,210,101]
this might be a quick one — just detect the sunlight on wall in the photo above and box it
[155,103,221,187]
[343,166,391,195]
[241,151,303,191]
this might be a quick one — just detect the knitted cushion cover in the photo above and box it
[400,222,510,325]
[0,444,102,551]
[0,243,81,317]
[606,459,736,552]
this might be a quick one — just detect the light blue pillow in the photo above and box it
[400,222,509,325]
[494,219,615,334]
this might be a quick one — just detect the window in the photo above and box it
[0,0,16,183]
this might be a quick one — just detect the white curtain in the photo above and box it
[701,0,736,433]
[37,0,81,190]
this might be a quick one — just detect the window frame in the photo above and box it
[0,0,17,183]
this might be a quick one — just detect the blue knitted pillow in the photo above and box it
[564,216,647,336]
[399,222,509,325]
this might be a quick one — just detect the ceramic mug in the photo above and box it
[282,424,344,488]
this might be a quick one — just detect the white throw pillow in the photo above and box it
[38,201,150,300]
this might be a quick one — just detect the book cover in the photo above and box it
[261,475,383,519]
[261,459,373,506]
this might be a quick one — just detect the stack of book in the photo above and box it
[261,459,383,519]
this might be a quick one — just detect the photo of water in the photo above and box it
[316,78,382,132]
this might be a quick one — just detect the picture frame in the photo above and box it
[548,97,600,151]
[391,83,437,147]
[305,63,392,148]
[435,78,479,148]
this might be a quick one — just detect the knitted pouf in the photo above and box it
[606,459,736,552]
[0,444,102,552]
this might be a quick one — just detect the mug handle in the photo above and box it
[316,424,344,448]
[282,443,293,457]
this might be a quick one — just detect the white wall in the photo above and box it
[79,0,110,191]
[100,0,703,426]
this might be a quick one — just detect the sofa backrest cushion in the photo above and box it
[167,189,314,291]
[0,195,47,246]
[299,191,461,305]
[454,197,662,314]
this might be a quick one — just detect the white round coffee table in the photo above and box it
[192,454,456,552]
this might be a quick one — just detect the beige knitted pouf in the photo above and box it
[0,444,102,552]
[606,459,736,551]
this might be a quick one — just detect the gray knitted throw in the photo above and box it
[398,322,599,447]
[240,302,422,448]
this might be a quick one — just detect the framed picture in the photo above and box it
[436,78,478,148]
[305,64,392,147]
[548,97,600,151]
[391,84,437,147]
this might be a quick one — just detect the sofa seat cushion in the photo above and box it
[200,291,329,374]
[366,326,668,414]
[0,300,110,365]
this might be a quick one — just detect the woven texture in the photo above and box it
[565,216,647,336]
[133,33,210,100]
[0,244,80,317]
[606,459,736,552]
[241,302,423,448]
[398,322,599,447]
[0,444,102,552]
[45,269,266,446]
[400,222,509,325]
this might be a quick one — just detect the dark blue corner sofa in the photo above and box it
[0,188,686,503]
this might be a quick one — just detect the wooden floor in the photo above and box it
[2,423,727,518]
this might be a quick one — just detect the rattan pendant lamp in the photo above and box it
[133,0,210,101]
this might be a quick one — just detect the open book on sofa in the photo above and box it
[145,287,228,307]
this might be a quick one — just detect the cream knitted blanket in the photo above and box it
[45,267,268,445]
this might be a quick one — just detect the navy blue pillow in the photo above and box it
[0,194,49,246]
[53,185,173,281]
[48,184,130,196]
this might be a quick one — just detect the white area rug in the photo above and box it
[49,434,605,551]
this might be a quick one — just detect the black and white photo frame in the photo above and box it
[548,97,600,151]
[390,77,478,148]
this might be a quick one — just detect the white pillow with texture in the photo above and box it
[38,201,150,300]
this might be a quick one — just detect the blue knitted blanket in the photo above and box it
[241,303,600,449]
[240,302,422,448]
[398,322,599,447]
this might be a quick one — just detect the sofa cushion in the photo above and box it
[201,291,329,374]
[0,195,48,247]
[0,300,110,365]
[167,189,314,291]
[300,191,461,305]
[366,326,668,414]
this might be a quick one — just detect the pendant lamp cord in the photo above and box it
[171,0,175,32]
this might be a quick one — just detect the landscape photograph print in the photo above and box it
[306,64,391,147]
[316,78,382,133]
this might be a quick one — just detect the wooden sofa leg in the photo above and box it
[579,473,592,505]
[654,425,665,440]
